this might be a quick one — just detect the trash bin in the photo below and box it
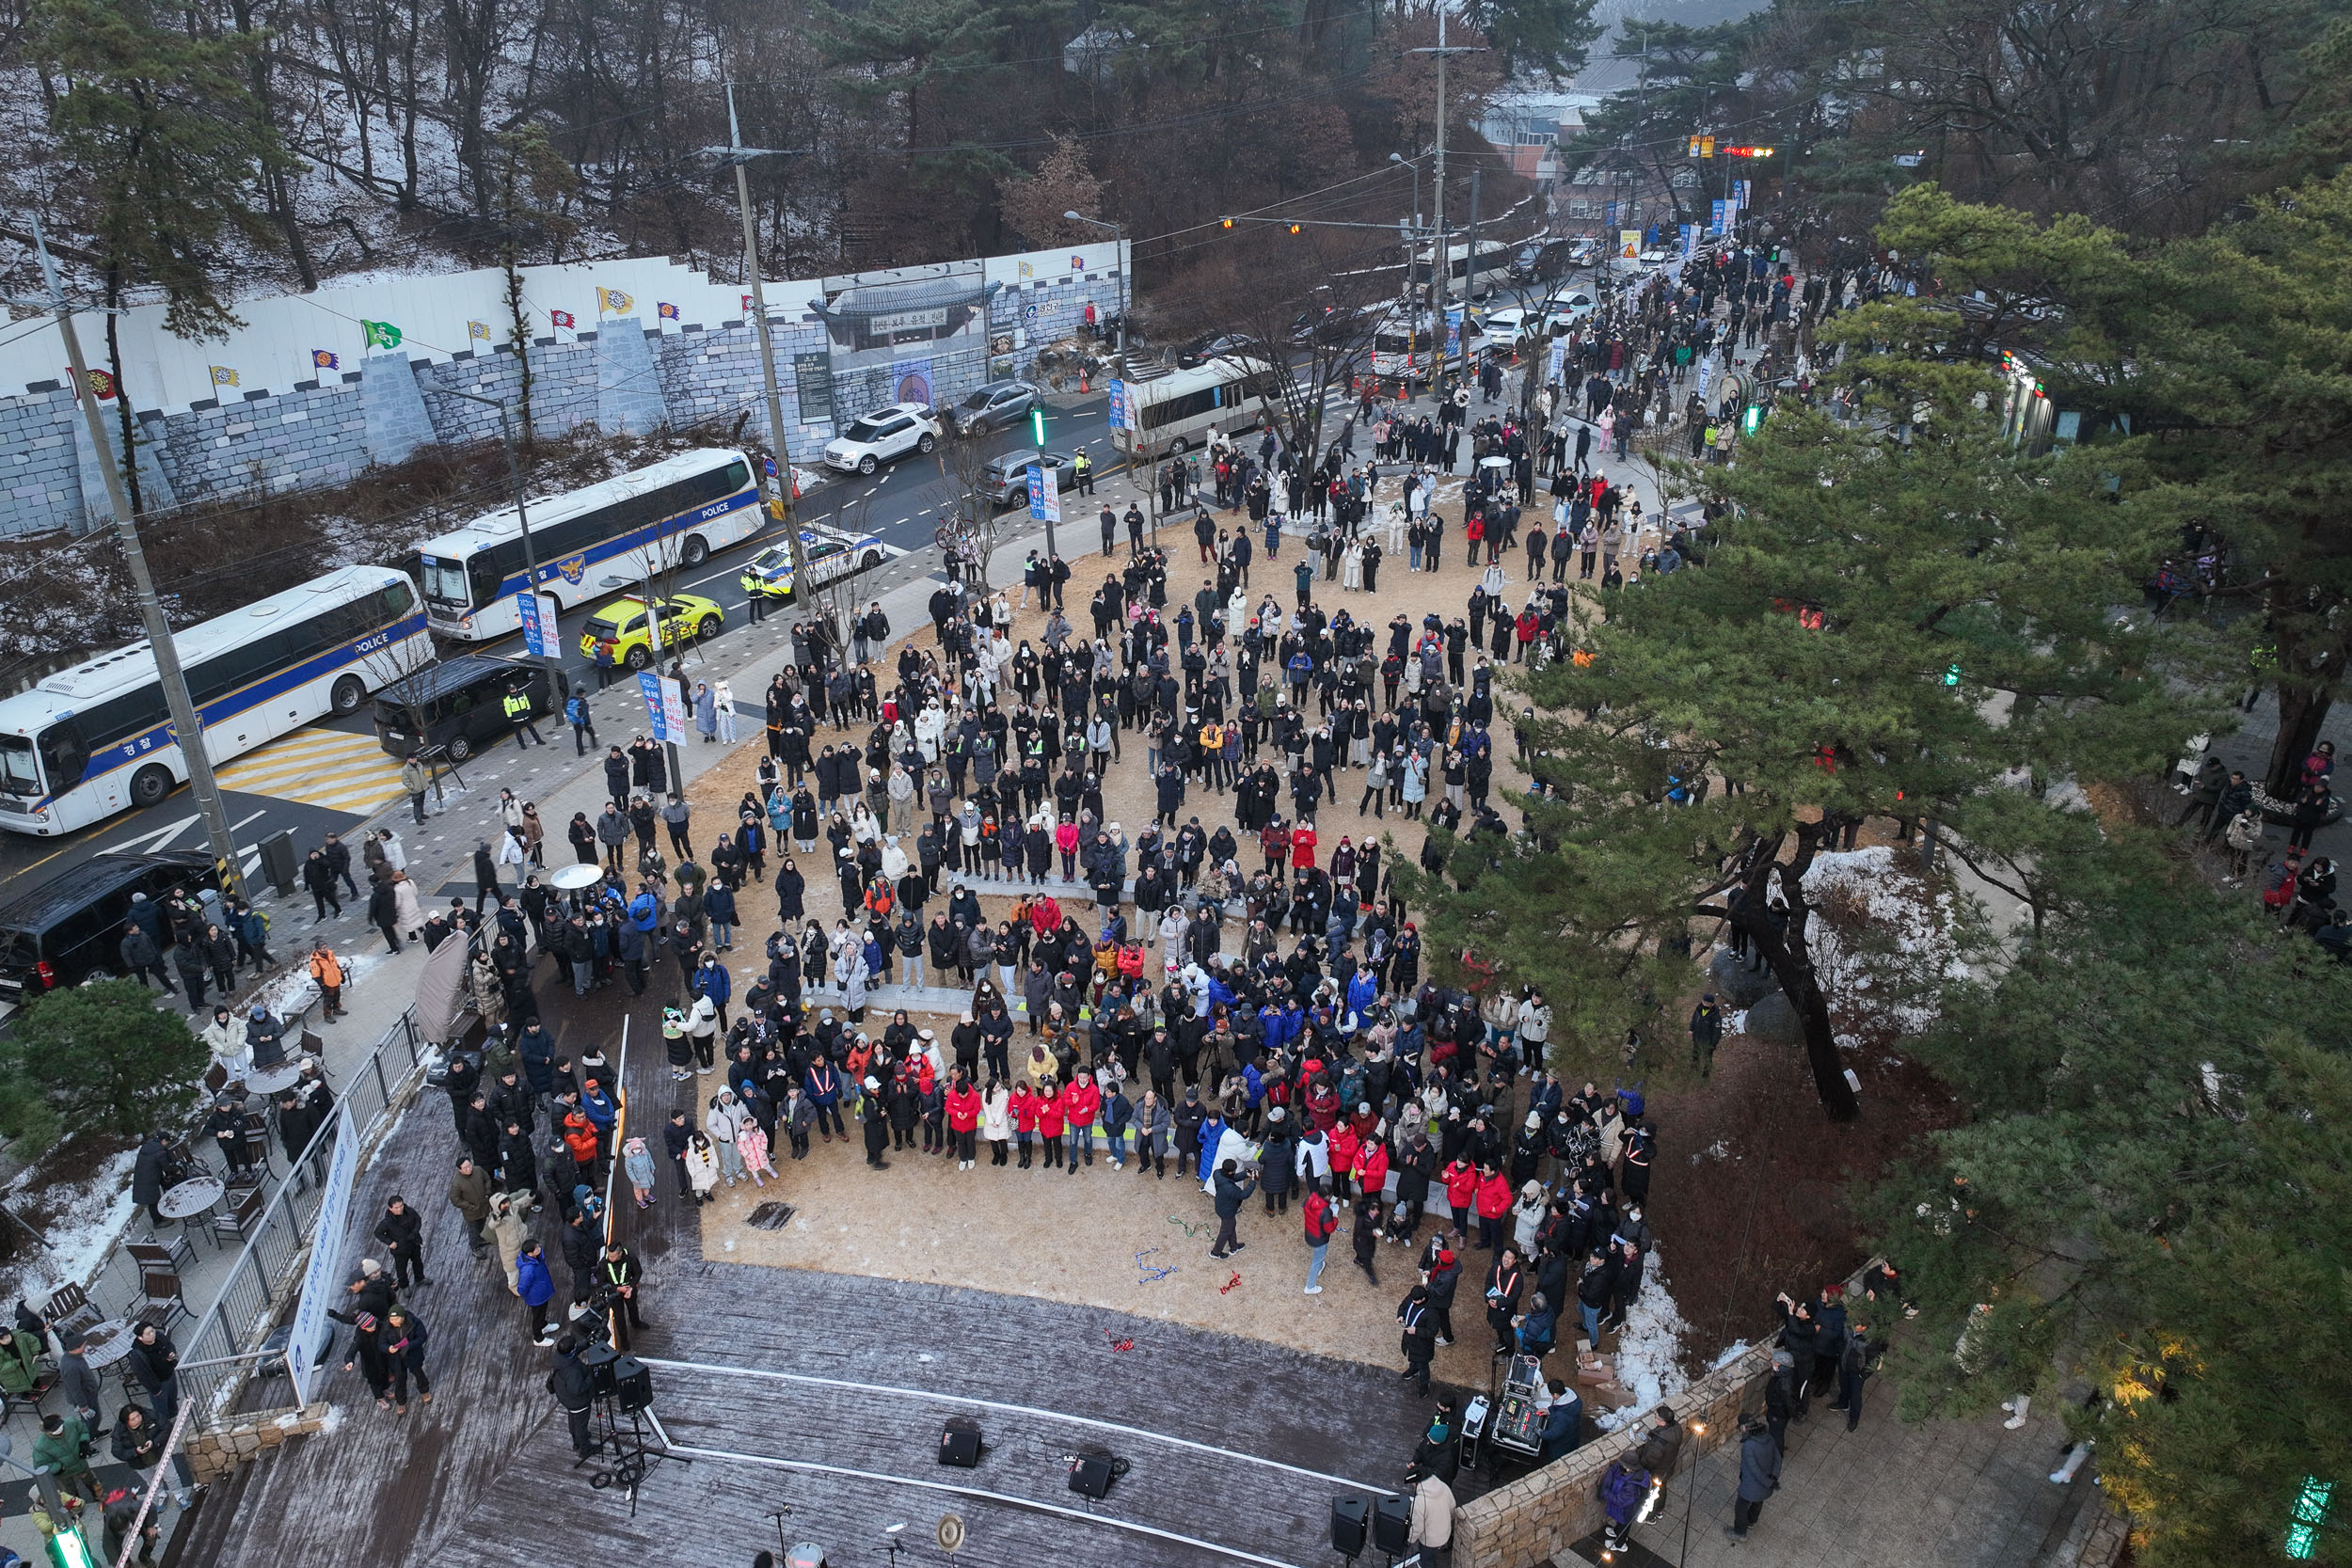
[256,828,298,895]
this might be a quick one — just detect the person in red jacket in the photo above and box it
[1035,1082,1066,1169]
[1291,822,1318,871]
[1356,1134,1391,1211]
[1327,1123,1361,1206]
[1442,1157,1480,1229]
[1301,1183,1339,1294]
[1306,1076,1341,1132]
[946,1070,984,1170]
[1010,1082,1040,1169]
[1062,1073,1101,1172]
[1260,819,1291,877]
[1473,1164,1515,1252]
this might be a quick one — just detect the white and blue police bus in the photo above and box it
[0,565,428,834]
[412,448,761,641]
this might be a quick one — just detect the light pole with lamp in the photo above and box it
[1391,152,1425,390]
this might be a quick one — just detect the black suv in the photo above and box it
[0,850,217,1006]
[373,654,554,763]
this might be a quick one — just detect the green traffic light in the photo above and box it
[1741,404,1763,435]
[1945,663,1963,687]
[1030,406,1046,446]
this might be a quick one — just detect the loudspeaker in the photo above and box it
[1068,1453,1115,1499]
[1372,1496,1412,1554]
[580,1341,621,1399]
[1330,1497,1369,1556]
[938,1418,983,1467]
[612,1354,653,1413]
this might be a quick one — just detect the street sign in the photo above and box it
[636,670,685,743]
[1026,463,1061,525]
[515,589,550,658]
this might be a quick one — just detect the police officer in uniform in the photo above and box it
[505,684,545,751]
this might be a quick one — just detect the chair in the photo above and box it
[134,1269,189,1332]
[129,1236,196,1275]
[209,1188,264,1251]
[241,1117,276,1178]
[41,1284,101,1339]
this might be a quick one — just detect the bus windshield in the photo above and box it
[0,735,38,797]
[419,556,475,610]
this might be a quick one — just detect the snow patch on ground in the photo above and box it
[1801,846,1972,1045]
[6,1147,139,1306]
[1709,1338,1753,1371]
[1595,1246,1690,1432]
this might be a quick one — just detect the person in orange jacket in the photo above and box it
[946,1070,985,1170]
[562,1110,603,1188]
[1442,1157,1480,1228]
[1473,1164,1515,1252]
[1062,1074,1101,1171]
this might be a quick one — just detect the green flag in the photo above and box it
[361,320,402,350]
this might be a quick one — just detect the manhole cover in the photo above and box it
[746,1202,797,1230]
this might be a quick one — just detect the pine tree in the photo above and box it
[5,979,208,1145]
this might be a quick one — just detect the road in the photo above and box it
[0,388,1130,895]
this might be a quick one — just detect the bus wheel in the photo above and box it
[330,674,366,714]
[679,534,709,567]
[130,765,174,809]
[449,735,473,762]
[1168,436,1190,453]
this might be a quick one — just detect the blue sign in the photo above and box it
[1026,463,1060,525]
[1709,200,1728,237]
[286,1101,358,1406]
[514,589,550,657]
[1106,378,1134,432]
[637,670,673,742]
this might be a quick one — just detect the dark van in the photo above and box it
[0,850,217,1006]
[373,655,553,763]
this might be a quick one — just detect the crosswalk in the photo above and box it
[211,726,408,816]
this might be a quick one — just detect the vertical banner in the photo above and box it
[1679,224,1699,260]
[1026,463,1061,525]
[286,1100,358,1408]
[1709,200,1728,237]
[1547,340,1566,386]
[514,590,549,658]
[636,670,684,742]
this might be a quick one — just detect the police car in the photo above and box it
[739,524,889,601]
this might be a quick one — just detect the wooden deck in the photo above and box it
[173,978,1490,1568]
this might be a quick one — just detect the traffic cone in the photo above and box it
[1080,371,1089,393]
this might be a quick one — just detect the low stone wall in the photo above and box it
[182,1402,332,1482]
[1453,1257,1883,1568]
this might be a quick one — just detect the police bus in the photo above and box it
[412,447,761,641]
[1109,356,1276,456]
[0,566,429,834]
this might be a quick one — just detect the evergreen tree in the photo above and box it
[4,980,208,1145]
[33,0,296,511]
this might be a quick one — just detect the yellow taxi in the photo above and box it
[579,593,723,671]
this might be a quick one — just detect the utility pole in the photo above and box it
[441,388,554,686]
[720,85,811,603]
[1410,8,1483,390]
[30,214,245,897]
[1465,166,1483,304]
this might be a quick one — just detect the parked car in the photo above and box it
[0,850,216,1006]
[981,450,1076,509]
[821,403,943,475]
[739,524,890,601]
[1176,333,1258,369]
[373,653,553,763]
[578,593,724,671]
[944,380,1043,437]
[1509,239,1579,282]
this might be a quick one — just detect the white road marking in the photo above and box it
[105,815,200,855]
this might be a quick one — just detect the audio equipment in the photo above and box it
[612,1354,654,1413]
[1372,1495,1412,1554]
[1330,1497,1370,1556]
[1068,1452,1116,1499]
[938,1418,983,1468]
[580,1342,621,1399]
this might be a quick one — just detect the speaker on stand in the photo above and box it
[584,1354,690,1514]
[1330,1496,1370,1563]
[1373,1494,1413,1560]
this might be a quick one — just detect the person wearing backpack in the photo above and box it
[1597,1450,1653,1555]
[565,690,597,755]
[1301,1180,1339,1294]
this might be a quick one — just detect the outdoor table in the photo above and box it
[157,1176,225,1223]
[246,1062,303,1096]
[78,1319,133,1373]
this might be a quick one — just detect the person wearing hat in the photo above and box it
[1727,1413,1784,1542]
[246,1004,288,1072]
[1764,1348,1796,1449]
[1690,992,1724,1077]
[205,1089,255,1176]
[32,1407,101,1510]
[860,1075,891,1168]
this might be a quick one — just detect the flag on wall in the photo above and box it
[360,320,402,349]
[70,367,118,400]
[311,349,340,371]
[468,321,492,341]
[739,294,755,317]
[1069,255,1085,271]
[596,287,633,314]
[1018,261,1034,279]
[550,309,577,328]
[658,302,680,321]
[210,366,239,388]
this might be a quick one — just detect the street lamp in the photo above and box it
[1391,152,1423,235]
[1060,211,1127,379]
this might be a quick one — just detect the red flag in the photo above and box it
[70,367,118,400]
[550,309,577,328]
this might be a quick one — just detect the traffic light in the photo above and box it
[1944,662,1963,687]
[1721,145,1776,158]
[1221,217,1234,229]
[1740,404,1763,435]
[1289,223,1302,234]
[1029,406,1046,446]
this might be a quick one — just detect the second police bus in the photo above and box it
[412,447,760,641]
[0,565,429,834]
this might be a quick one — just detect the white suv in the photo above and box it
[823,402,943,475]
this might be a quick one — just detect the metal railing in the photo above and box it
[86,1006,433,1421]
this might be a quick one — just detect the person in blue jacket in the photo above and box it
[516,1019,556,1097]
[516,1242,556,1344]
[692,954,732,1032]
[704,879,739,952]
[1345,963,1379,1028]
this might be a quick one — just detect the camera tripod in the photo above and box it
[586,1394,689,1515]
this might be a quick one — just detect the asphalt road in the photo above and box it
[0,390,1127,895]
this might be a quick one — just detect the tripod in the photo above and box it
[587,1396,689,1516]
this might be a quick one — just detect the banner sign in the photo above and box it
[1026,463,1061,525]
[286,1101,358,1407]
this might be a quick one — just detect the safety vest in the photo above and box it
[503,692,532,720]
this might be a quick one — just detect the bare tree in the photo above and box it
[1216,229,1397,461]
